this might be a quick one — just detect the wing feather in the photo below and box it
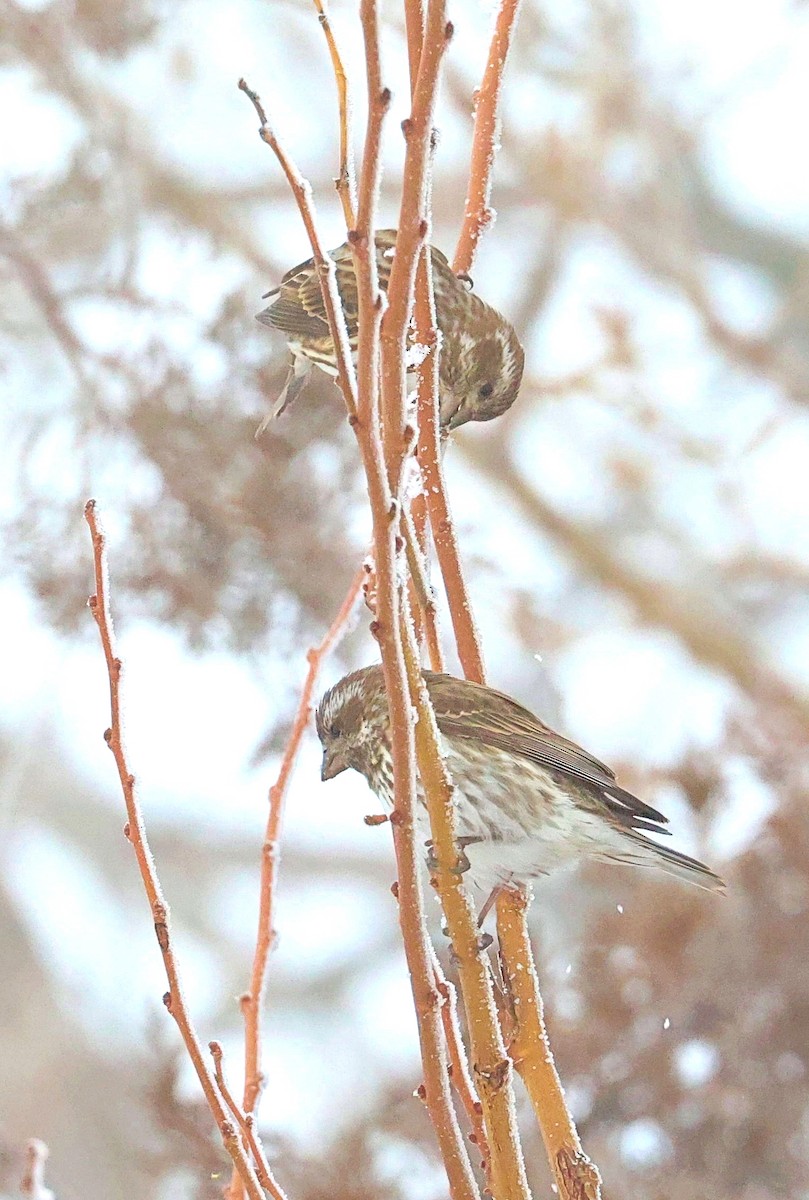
[259,231,457,342]
[424,671,669,834]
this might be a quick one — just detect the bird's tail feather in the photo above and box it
[255,357,312,438]
[603,834,725,893]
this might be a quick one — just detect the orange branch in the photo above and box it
[453,0,523,276]
[380,7,453,493]
[351,10,479,1193]
[411,230,486,682]
[496,891,602,1199]
[404,0,426,93]
[430,952,491,1181]
[239,566,364,1115]
[19,1140,53,1200]
[241,49,479,1199]
[212,1042,288,1200]
[238,79,358,418]
[402,505,445,672]
[416,431,486,683]
[83,500,275,1200]
[401,624,530,1200]
[311,0,357,228]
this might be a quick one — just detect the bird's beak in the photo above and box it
[321,747,348,782]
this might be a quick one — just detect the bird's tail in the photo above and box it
[604,833,725,893]
[255,357,312,438]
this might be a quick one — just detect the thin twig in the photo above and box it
[430,951,491,1180]
[410,226,486,681]
[453,0,523,276]
[401,618,530,1200]
[404,0,426,93]
[211,1042,286,1199]
[380,7,453,494]
[238,78,358,418]
[19,1140,53,1200]
[229,566,363,1200]
[401,504,444,672]
[411,156,486,679]
[352,0,390,438]
[239,566,364,1114]
[352,11,481,1194]
[311,0,357,227]
[496,890,602,1200]
[83,500,274,1200]
[241,57,479,1200]
[417,427,486,682]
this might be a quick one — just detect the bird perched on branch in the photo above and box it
[256,228,524,432]
[316,665,724,915]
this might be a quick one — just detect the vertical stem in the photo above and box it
[312,0,358,227]
[453,0,523,276]
[401,617,531,1200]
[497,891,602,1199]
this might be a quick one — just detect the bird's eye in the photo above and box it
[478,382,494,399]
[329,724,340,738]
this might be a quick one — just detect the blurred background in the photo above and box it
[2,0,809,1196]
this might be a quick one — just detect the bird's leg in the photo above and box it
[477,883,506,928]
[455,834,483,874]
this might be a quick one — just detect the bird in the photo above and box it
[256,228,524,432]
[316,665,724,914]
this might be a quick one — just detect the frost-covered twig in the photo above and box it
[311,0,357,227]
[240,38,480,1199]
[83,500,275,1200]
[453,0,523,275]
[379,9,452,493]
[211,1041,286,1200]
[497,889,602,1199]
[401,619,529,1200]
[401,503,445,672]
[430,951,492,1183]
[19,1140,54,1200]
[238,568,364,1106]
[238,78,358,418]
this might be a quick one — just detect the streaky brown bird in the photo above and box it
[316,665,724,911]
[256,228,524,431]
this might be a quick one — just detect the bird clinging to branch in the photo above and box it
[256,228,524,432]
[316,665,724,919]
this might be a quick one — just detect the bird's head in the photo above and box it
[440,311,525,431]
[315,666,386,782]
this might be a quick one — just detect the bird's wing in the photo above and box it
[260,262,348,340]
[260,231,456,340]
[425,671,669,834]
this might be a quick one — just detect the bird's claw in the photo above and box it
[424,835,480,876]
[448,931,494,966]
